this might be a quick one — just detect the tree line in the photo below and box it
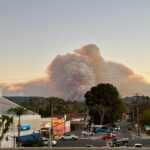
[6,83,126,125]
[16,97,88,117]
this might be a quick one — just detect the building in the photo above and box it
[40,117,70,139]
[0,96,41,132]
[0,96,41,147]
[71,118,88,131]
[69,113,89,131]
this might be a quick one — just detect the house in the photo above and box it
[69,113,89,131]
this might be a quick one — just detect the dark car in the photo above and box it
[108,137,129,147]
[85,145,94,147]
[127,125,133,130]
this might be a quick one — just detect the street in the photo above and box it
[56,138,150,147]
[55,119,150,148]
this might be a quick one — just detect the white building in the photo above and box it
[0,96,41,148]
[0,97,19,114]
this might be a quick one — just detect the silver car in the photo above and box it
[60,134,78,140]
[82,131,95,136]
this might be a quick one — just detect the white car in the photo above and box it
[42,138,57,146]
[60,134,78,140]
[114,126,120,131]
[82,131,95,136]
[134,143,142,148]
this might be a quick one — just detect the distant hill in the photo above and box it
[4,96,45,105]
[123,95,150,104]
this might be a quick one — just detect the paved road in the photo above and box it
[56,139,105,147]
[56,119,150,148]
[116,118,132,140]
[56,138,150,147]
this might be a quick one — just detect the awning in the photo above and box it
[16,133,43,142]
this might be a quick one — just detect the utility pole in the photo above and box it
[131,103,135,129]
[51,99,53,146]
[137,103,140,136]
[49,99,53,147]
[134,93,141,136]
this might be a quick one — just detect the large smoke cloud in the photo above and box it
[1,44,150,100]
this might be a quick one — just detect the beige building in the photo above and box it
[0,96,42,147]
[0,96,41,132]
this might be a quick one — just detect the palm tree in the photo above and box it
[8,106,27,147]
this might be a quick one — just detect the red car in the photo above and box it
[102,133,116,140]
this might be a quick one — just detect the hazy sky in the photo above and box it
[1,0,150,84]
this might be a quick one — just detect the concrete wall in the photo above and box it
[0,148,150,150]
[12,114,41,132]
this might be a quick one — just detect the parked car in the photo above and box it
[134,143,142,148]
[102,133,116,140]
[127,125,133,130]
[85,145,94,147]
[107,130,116,134]
[82,131,95,136]
[114,126,120,131]
[60,134,78,141]
[108,137,129,147]
[42,138,57,146]
[93,126,108,133]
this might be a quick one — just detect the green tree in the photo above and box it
[21,139,44,147]
[8,106,27,147]
[85,83,122,125]
[0,115,13,147]
[141,109,150,125]
[106,98,125,125]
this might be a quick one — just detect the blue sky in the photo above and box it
[0,0,150,83]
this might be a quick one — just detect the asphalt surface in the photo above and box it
[55,119,150,148]
[56,138,150,147]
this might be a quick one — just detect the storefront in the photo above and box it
[40,118,70,139]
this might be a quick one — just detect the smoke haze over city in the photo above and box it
[1,44,150,100]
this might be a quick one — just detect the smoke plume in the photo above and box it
[1,44,150,100]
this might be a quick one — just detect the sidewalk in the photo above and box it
[139,132,150,139]
[132,131,150,139]
[79,134,104,140]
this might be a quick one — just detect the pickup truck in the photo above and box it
[108,137,129,147]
